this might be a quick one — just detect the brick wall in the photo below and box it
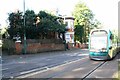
[15,39,65,54]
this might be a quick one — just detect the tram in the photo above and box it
[89,29,120,60]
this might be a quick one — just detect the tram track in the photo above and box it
[45,60,107,79]
[14,57,107,79]
[7,53,119,79]
[81,61,106,80]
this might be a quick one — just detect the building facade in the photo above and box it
[64,17,75,44]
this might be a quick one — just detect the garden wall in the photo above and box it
[15,39,65,54]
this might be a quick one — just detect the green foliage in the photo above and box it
[2,39,15,54]
[72,2,94,26]
[72,2,101,43]
[25,10,36,27]
[91,19,102,29]
[74,25,84,43]
[24,10,37,39]
[0,27,7,35]
[8,10,66,39]
[8,10,23,39]
[36,11,66,39]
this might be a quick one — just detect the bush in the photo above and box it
[2,39,15,55]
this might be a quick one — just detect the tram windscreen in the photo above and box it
[90,30,108,50]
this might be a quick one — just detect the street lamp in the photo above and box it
[23,0,26,54]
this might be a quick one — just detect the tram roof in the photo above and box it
[90,29,111,34]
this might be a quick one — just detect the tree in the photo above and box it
[91,19,102,29]
[24,10,37,39]
[72,1,94,43]
[8,10,66,39]
[8,10,23,39]
[37,11,66,39]
[74,25,84,43]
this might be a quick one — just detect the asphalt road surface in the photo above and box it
[2,49,120,79]
[2,49,88,78]
[17,54,119,79]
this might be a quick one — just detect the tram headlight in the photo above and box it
[101,48,107,52]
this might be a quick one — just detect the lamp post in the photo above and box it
[23,0,26,54]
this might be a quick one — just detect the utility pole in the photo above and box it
[23,0,26,54]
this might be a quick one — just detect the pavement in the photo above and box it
[2,48,81,61]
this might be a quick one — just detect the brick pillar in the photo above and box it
[15,41,22,54]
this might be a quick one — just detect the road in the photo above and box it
[2,49,119,79]
[2,49,88,78]
[17,54,119,79]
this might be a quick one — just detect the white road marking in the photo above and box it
[72,68,84,72]
[10,76,14,78]
[0,68,9,71]
[18,61,27,64]
[16,57,88,78]
[20,67,46,75]
[117,59,120,61]
[66,52,89,56]
[78,54,89,56]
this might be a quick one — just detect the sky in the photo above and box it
[0,0,119,31]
